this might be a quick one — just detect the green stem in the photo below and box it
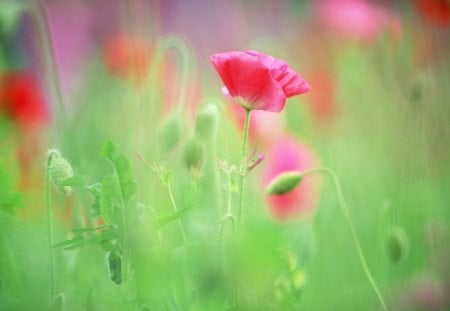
[45,155,56,300]
[167,182,187,244]
[302,168,388,311]
[120,196,129,284]
[218,179,235,246]
[237,108,251,227]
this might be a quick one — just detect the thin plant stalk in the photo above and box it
[237,108,251,227]
[218,176,235,246]
[302,168,388,311]
[29,0,67,120]
[167,182,187,244]
[45,155,56,300]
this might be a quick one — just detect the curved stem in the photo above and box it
[302,168,388,311]
[147,36,191,114]
[45,155,56,300]
[237,108,251,227]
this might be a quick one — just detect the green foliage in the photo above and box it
[0,159,21,211]
[106,252,122,285]
[101,140,137,205]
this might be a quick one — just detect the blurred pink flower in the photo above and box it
[316,0,401,43]
[210,50,310,112]
[263,136,319,221]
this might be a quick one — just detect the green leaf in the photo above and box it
[100,175,122,225]
[106,251,122,285]
[59,175,86,187]
[85,183,101,216]
[156,207,191,229]
[71,225,109,233]
[101,140,137,205]
[54,230,115,250]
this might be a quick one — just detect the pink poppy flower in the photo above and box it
[263,136,320,221]
[210,50,310,112]
[316,0,402,43]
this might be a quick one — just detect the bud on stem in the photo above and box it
[47,149,74,195]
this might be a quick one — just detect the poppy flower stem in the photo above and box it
[301,168,388,311]
[237,108,251,227]
[167,181,188,244]
[30,1,67,121]
[45,153,56,301]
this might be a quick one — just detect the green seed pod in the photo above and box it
[47,149,74,195]
[266,172,303,195]
[385,227,409,263]
[106,251,122,285]
[183,136,205,171]
[158,114,181,152]
[195,103,218,141]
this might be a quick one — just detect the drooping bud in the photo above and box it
[158,113,181,152]
[47,149,74,195]
[265,171,303,195]
[183,136,205,171]
[194,103,218,141]
[385,226,409,263]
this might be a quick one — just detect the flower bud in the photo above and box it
[158,113,180,152]
[385,227,409,263]
[195,103,218,141]
[183,136,205,171]
[265,171,303,195]
[47,149,74,195]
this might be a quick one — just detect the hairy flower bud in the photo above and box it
[195,103,219,141]
[183,136,205,171]
[47,149,74,195]
[158,113,180,152]
[265,171,303,195]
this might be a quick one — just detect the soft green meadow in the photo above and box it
[1,1,449,310]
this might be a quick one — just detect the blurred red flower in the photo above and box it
[210,50,310,112]
[415,0,450,26]
[103,33,152,83]
[263,136,320,221]
[0,71,50,130]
